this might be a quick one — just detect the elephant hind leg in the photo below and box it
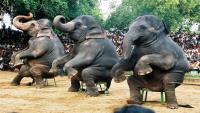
[134,54,175,76]
[163,72,184,109]
[30,65,50,88]
[81,68,100,97]
[68,76,80,92]
[105,77,112,90]
[127,75,145,105]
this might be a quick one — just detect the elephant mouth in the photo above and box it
[14,63,24,68]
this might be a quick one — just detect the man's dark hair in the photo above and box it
[114,105,155,113]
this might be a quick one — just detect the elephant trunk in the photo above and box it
[53,15,75,33]
[122,36,134,60]
[12,13,34,31]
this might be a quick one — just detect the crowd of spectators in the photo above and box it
[169,32,200,74]
[0,28,199,74]
[106,30,125,56]
[0,28,28,70]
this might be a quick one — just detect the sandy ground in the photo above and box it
[0,71,200,113]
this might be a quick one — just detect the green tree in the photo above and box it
[1,0,102,21]
[105,0,200,32]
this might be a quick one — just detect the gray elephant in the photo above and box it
[11,13,65,88]
[50,15,118,96]
[111,15,189,109]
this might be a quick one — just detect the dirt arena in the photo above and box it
[0,71,200,113]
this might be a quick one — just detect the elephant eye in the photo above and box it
[138,36,144,38]
[75,22,82,29]
[139,25,146,30]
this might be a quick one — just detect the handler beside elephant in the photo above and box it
[50,15,118,96]
[111,15,189,109]
[11,13,65,88]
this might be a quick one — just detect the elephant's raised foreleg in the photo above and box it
[127,75,144,105]
[17,39,49,60]
[163,72,184,109]
[50,54,74,74]
[111,58,135,83]
[134,54,175,75]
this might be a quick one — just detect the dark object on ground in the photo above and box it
[113,105,155,113]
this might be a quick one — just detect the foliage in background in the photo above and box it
[1,0,102,22]
[104,0,200,32]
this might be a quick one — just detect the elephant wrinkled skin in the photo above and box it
[51,15,118,96]
[11,13,65,88]
[111,15,189,109]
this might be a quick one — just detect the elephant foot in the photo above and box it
[64,67,78,77]
[35,77,45,89]
[14,62,23,68]
[49,67,58,74]
[25,82,34,86]
[68,87,79,92]
[86,86,99,97]
[36,83,45,89]
[167,103,179,109]
[114,75,126,83]
[126,99,143,105]
[134,62,152,76]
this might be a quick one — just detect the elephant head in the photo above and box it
[123,15,169,59]
[13,13,54,38]
[13,13,39,37]
[53,15,104,42]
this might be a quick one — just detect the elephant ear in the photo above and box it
[37,30,53,39]
[36,19,56,39]
[162,22,169,34]
[145,15,169,34]
[86,26,105,38]
[148,22,169,35]
[77,15,105,39]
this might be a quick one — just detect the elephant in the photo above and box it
[11,13,65,88]
[50,15,118,96]
[111,15,189,109]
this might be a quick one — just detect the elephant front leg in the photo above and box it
[11,74,23,86]
[127,75,144,105]
[163,72,184,109]
[111,63,126,83]
[111,59,134,83]
[135,54,175,75]
[50,54,74,74]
